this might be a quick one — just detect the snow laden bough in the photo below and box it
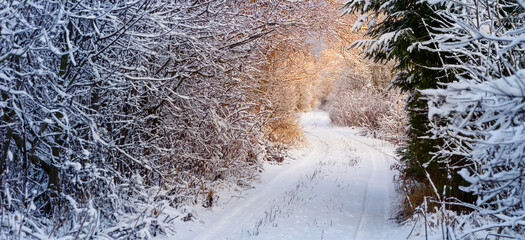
[414,0,525,238]
[423,70,525,238]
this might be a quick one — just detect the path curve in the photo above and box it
[173,111,408,240]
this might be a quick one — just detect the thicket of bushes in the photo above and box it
[325,67,407,144]
[0,1,337,239]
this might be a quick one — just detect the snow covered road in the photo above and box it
[169,111,410,240]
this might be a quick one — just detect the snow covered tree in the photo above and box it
[422,0,525,237]
[256,0,341,147]
[343,0,471,214]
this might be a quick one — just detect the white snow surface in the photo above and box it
[161,111,411,240]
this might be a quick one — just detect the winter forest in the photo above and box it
[1,0,525,239]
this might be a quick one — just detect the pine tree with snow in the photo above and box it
[343,0,472,211]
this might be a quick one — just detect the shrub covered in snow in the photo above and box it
[326,69,407,144]
[420,0,525,238]
[0,0,327,239]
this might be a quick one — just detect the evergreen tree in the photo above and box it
[343,0,472,211]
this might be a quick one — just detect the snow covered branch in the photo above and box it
[422,0,525,237]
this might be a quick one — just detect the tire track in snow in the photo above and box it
[352,155,373,240]
[333,130,393,240]
[326,130,384,240]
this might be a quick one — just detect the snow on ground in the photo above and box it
[161,111,412,240]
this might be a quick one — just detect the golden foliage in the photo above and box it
[256,1,403,147]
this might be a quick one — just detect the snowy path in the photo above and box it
[168,111,410,240]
